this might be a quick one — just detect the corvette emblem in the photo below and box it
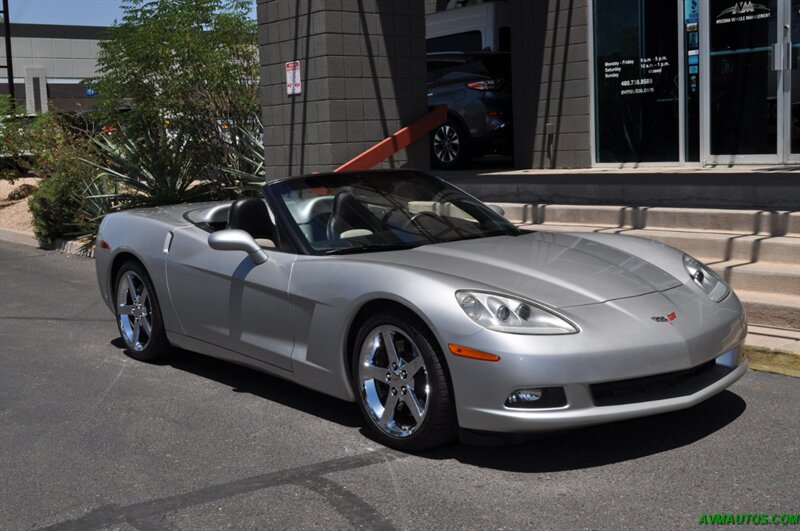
[651,312,677,324]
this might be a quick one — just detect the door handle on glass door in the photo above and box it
[772,43,783,71]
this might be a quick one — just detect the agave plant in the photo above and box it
[84,125,222,208]
[219,115,267,194]
[71,175,122,255]
[74,118,270,248]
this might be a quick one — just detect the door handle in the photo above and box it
[788,42,794,70]
[771,42,783,71]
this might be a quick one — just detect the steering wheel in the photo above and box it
[402,211,459,239]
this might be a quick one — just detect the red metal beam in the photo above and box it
[334,104,447,172]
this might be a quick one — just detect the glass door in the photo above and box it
[705,0,780,163]
[704,0,797,163]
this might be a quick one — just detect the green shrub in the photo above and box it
[1,99,29,184]
[18,111,104,245]
[90,0,259,172]
[0,167,19,184]
[23,0,263,247]
[28,166,88,246]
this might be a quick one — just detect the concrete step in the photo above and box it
[496,204,800,236]
[737,290,800,330]
[519,223,800,265]
[706,260,798,297]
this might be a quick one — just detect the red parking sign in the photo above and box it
[285,61,301,95]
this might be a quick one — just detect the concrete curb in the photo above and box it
[744,346,800,378]
[0,228,39,247]
[0,228,94,257]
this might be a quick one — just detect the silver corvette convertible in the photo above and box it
[95,169,747,450]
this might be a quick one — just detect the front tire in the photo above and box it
[114,261,170,362]
[431,119,470,169]
[352,310,457,451]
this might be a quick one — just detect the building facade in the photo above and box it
[0,23,104,113]
[590,0,798,166]
[2,2,796,169]
[425,0,799,168]
[257,0,799,172]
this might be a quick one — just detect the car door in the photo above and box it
[165,225,295,371]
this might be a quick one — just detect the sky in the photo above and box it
[8,0,257,27]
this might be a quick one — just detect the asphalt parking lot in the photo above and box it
[1,241,798,530]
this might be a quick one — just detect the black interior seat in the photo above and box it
[326,191,384,239]
[228,197,275,241]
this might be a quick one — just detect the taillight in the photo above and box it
[466,79,505,91]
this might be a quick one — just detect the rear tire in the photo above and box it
[114,261,170,362]
[431,118,470,170]
[352,309,457,451]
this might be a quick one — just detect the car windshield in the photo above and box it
[266,171,519,255]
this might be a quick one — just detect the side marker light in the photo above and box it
[448,344,501,362]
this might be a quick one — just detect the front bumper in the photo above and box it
[457,352,746,433]
[444,284,748,433]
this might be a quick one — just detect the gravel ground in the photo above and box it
[0,177,37,232]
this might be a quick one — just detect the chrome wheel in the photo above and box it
[358,325,430,438]
[433,124,461,164]
[116,270,153,352]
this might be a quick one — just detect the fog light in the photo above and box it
[505,387,567,409]
[507,388,542,404]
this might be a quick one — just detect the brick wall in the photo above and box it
[510,0,591,168]
[258,0,428,179]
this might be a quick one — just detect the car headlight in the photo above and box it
[455,291,578,335]
[683,254,730,302]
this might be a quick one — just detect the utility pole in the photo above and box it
[1,0,15,110]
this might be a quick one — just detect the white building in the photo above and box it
[1,23,104,113]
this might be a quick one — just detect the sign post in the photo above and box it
[285,61,301,96]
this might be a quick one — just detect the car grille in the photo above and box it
[590,360,732,407]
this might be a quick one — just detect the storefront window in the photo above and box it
[709,0,778,155]
[593,0,679,163]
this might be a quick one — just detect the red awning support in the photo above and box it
[333,105,447,172]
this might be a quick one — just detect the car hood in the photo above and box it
[357,232,682,308]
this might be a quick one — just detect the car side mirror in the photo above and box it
[488,204,506,217]
[208,229,269,265]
